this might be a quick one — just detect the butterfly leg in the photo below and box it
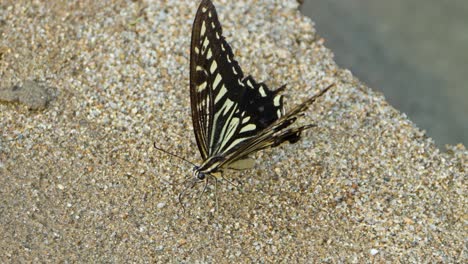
[215,177,219,212]
[196,177,210,207]
[221,174,240,188]
[178,178,199,213]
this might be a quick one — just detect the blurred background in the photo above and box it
[300,0,467,148]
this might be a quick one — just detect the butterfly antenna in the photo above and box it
[153,142,197,167]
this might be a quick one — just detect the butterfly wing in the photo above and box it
[190,0,284,159]
[219,84,334,169]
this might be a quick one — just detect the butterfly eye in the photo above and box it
[197,173,206,180]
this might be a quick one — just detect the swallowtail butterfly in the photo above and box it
[185,0,332,181]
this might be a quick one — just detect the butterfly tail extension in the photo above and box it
[274,84,287,95]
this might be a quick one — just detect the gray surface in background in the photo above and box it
[301,0,467,148]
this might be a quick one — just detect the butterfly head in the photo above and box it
[193,167,221,180]
[192,166,207,180]
[193,157,223,181]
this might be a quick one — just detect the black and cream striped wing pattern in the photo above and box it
[190,0,284,160]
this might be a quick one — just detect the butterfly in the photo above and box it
[157,0,333,185]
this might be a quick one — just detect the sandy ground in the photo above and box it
[0,0,466,262]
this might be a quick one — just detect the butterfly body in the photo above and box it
[190,0,332,181]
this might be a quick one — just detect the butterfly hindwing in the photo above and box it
[218,84,333,169]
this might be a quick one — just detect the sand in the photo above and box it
[1,0,466,262]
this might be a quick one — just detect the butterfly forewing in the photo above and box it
[190,0,285,160]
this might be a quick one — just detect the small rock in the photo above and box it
[0,80,54,110]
